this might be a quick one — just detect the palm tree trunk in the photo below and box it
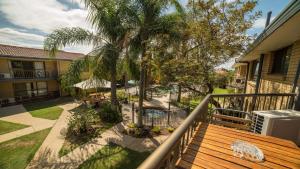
[137,46,146,127]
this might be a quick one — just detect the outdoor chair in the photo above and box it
[210,108,252,131]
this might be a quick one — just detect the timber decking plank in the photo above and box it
[205,124,298,148]
[181,154,227,169]
[176,124,300,169]
[176,159,205,169]
[195,128,300,157]
[189,140,299,168]
[194,131,300,159]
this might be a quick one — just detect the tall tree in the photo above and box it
[128,0,184,127]
[161,0,260,96]
[44,0,131,106]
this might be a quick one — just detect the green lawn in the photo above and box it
[78,143,150,169]
[0,128,51,169]
[24,99,64,120]
[0,120,29,135]
[213,87,234,94]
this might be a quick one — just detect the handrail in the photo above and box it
[210,93,296,97]
[138,92,296,169]
[138,94,211,169]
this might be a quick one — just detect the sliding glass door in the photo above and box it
[13,81,48,98]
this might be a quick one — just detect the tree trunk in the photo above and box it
[110,63,117,106]
[177,84,182,102]
[137,46,146,127]
[143,64,147,100]
[124,73,128,93]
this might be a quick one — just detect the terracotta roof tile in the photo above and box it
[0,44,84,60]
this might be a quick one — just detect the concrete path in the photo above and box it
[27,94,183,169]
[27,102,79,168]
[0,105,55,143]
[28,122,168,169]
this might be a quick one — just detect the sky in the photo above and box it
[0,0,292,67]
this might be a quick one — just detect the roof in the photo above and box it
[237,0,300,62]
[0,44,85,61]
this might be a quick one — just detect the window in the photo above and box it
[250,60,259,80]
[271,46,292,75]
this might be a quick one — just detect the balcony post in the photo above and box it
[255,54,264,94]
[244,62,249,93]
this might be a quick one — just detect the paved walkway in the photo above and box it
[27,102,79,168]
[27,97,173,169]
[0,105,56,143]
[28,122,168,169]
[27,93,186,169]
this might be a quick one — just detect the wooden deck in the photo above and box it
[176,123,300,169]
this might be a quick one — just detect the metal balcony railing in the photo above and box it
[0,69,58,80]
[138,93,296,169]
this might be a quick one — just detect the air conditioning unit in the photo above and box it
[251,110,300,146]
[0,73,11,79]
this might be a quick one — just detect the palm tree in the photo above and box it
[44,0,131,106]
[128,0,184,127]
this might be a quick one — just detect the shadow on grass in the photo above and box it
[24,97,73,112]
[78,143,150,169]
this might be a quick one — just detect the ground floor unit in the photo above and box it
[0,80,64,106]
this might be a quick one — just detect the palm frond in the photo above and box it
[44,27,95,57]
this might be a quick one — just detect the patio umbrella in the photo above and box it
[74,78,111,90]
[128,80,137,85]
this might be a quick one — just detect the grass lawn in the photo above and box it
[0,120,29,135]
[78,143,150,169]
[213,87,234,94]
[24,99,65,120]
[0,128,51,169]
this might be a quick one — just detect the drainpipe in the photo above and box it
[254,54,264,94]
[251,54,264,111]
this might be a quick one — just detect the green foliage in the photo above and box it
[98,102,122,123]
[67,106,98,138]
[167,127,175,133]
[127,123,137,129]
[151,126,161,134]
[116,90,127,101]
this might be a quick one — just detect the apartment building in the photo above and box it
[0,44,84,106]
[233,0,300,94]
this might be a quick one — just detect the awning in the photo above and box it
[74,78,111,90]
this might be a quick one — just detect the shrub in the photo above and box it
[134,127,150,138]
[151,126,161,134]
[127,123,137,128]
[98,102,122,123]
[67,107,97,138]
[117,90,127,100]
[167,127,175,133]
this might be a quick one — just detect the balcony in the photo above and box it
[138,93,300,168]
[0,69,58,81]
